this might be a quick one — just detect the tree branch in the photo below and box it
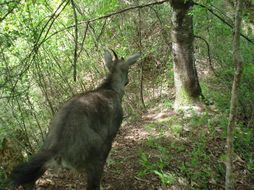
[35,0,69,51]
[0,0,69,96]
[77,21,89,59]
[70,0,78,82]
[226,0,243,189]
[194,2,254,45]
[194,35,217,75]
[0,0,20,22]
[42,0,170,44]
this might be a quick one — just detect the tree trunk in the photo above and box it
[169,0,202,110]
[225,0,243,189]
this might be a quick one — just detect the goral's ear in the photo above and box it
[126,53,141,66]
[110,49,118,61]
[103,49,114,71]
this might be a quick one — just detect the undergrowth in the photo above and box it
[137,109,254,189]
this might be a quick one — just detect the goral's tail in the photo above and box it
[10,149,55,187]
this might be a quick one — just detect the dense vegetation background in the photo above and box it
[0,0,254,189]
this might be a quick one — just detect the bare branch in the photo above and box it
[0,0,70,96]
[225,0,243,189]
[35,0,70,50]
[194,2,254,45]
[77,21,89,59]
[194,35,217,75]
[150,6,171,46]
[96,19,107,43]
[42,0,170,44]
[82,0,169,24]
[70,0,78,82]
[0,0,20,22]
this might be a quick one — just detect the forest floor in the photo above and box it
[23,106,176,190]
[12,101,254,190]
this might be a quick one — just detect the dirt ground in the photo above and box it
[14,109,174,190]
[7,106,254,190]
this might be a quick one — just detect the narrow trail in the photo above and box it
[30,107,175,190]
[11,104,253,190]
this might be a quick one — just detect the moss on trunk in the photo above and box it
[170,0,202,111]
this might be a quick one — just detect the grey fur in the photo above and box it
[10,49,140,190]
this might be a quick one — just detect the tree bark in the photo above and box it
[225,0,243,189]
[169,0,202,110]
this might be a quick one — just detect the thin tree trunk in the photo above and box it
[137,0,146,111]
[169,0,202,110]
[225,0,243,189]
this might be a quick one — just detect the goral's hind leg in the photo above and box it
[22,180,36,190]
[86,160,105,190]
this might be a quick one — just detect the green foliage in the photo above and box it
[138,143,175,186]
[234,125,254,171]
[247,158,254,172]
[0,1,173,181]
[0,169,8,189]
[138,101,254,188]
[137,113,230,188]
[153,170,176,185]
[1,0,254,188]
